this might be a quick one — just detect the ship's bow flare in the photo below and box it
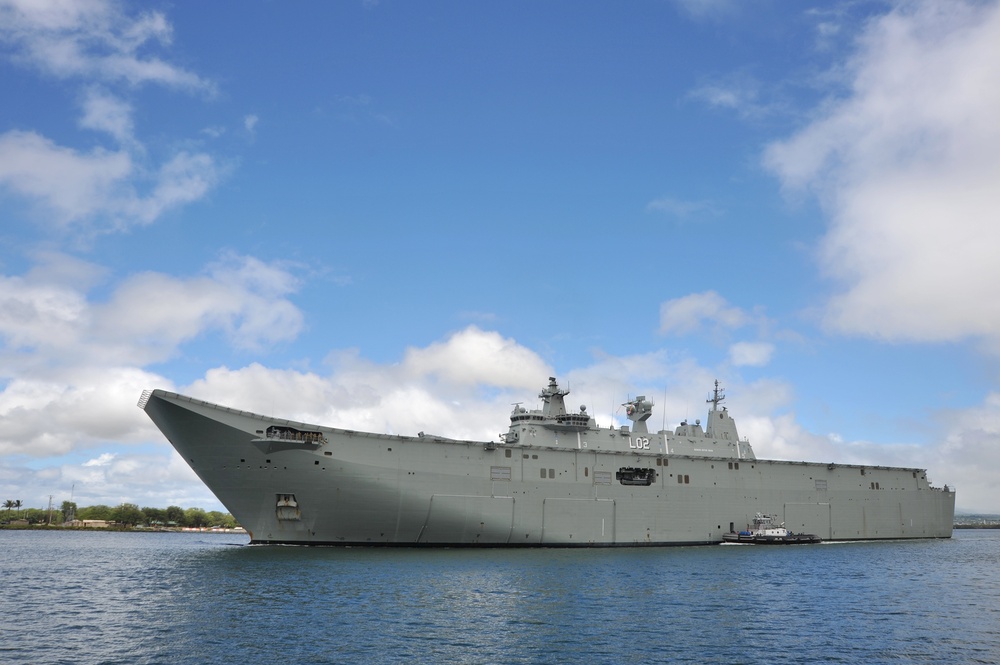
[139,389,274,537]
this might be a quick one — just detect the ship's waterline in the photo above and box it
[140,377,955,546]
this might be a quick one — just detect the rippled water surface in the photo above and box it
[2,529,998,664]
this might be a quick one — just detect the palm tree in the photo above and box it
[3,499,13,520]
[12,500,23,520]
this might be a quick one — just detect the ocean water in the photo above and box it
[1,529,998,665]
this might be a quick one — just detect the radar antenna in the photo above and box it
[707,380,726,411]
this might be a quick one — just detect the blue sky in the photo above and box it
[1,0,998,514]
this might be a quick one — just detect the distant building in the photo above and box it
[64,519,115,528]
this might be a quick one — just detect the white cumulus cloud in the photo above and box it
[764,0,1000,352]
[0,0,221,235]
[83,452,116,467]
[79,87,136,144]
[0,132,220,232]
[729,341,774,367]
[0,0,213,91]
[659,291,748,335]
[0,253,305,457]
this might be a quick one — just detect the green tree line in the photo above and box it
[3,500,239,529]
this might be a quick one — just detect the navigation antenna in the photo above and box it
[707,380,726,411]
[661,385,667,432]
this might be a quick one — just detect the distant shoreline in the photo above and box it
[0,524,247,534]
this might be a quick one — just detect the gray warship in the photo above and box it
[139,377,955,545]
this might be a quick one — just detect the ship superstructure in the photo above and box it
[139,377,955,546]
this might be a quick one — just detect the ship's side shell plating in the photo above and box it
[140,380,955,546]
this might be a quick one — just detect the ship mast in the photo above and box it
[707,380,726,412]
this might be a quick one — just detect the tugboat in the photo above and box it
[722,513,822,545]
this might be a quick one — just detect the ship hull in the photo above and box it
[142,390,955,546]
